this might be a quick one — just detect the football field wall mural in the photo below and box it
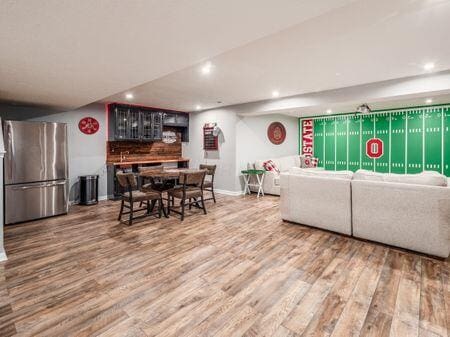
[299,104,450,176]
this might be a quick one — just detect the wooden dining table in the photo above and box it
[139,168,205,180]
[139,168,206,217]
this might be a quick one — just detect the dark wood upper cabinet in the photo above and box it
[109,104,188,142]
[163,112,189,127]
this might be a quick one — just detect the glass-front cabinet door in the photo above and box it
[151,112,163,140]
[114,107,140,140]
[114,107,129,140]
[127,110,140,140]
[140,110,153,140]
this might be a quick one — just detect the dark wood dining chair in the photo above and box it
[116,172,163,225]
[168,170,207,221]
[199,164,217,203]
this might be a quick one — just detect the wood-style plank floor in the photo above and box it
[0,194,449,337]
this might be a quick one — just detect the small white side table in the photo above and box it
[242,169,265,198]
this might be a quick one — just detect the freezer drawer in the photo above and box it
[5,180,68,224]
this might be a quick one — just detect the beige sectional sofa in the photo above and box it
[280,168,450,257]
[280,168,353,235]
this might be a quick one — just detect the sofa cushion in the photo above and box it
[255,155,299,172]
[354,169,447,187]
[273,155,299,172]
[383,170,447,187]
[289,167,354,180]
[353,169,384,181]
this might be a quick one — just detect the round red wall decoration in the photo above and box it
[267,122,286,145]
[79,117,100,135]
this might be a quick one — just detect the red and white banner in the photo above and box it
[302,119,314,156]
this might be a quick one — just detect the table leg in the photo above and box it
[243,174,251,195]
[260,173,265,197]
[161,199,169,218]
[256,173,264,198]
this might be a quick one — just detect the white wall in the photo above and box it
[236,113,298,171]
[30,103,107,201]
[184,108,299,193]
[183,108,239,194]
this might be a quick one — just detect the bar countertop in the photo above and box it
[107,157,190,166]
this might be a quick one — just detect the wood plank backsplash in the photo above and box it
[106,129,182,163]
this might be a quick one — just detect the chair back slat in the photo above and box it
[180,170,206,187]
[116,172,137,188]
[199,164,216,176]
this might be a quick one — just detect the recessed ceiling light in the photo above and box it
[272,91,279,98]
[125,93,133,100]
[424,62,435,71]
[425,98,433,104]
[326,109,332,114]
[201,62,212,75]
[195,105,202,110]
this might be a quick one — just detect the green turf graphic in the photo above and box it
[445,107,450,176]
[300,104,449,176]
[390,111,406,174]
[361,114,374,171]
[374,113,390,173]
[424,108,442,172]
[336,117,348,170]
[324,118,336,170]
[406,110,423,174]
[348,115,361,171]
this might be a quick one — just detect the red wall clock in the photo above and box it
[79,117,100,135]
[267,122,286,145]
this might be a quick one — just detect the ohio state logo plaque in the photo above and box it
[366,138,384,158]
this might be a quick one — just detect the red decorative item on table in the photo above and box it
[79,117,99,135]
[267,122,286,145]
[262,160,280,173]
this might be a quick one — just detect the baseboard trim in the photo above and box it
[215,189,244,196]
[0,249,7,262]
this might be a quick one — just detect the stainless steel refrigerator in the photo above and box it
[3,120,68,224]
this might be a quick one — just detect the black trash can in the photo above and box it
[79,175,99,205]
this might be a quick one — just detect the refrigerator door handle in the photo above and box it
[11,181,67,190]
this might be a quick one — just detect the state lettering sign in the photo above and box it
[302,119,314,156]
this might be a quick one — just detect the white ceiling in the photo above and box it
[0,0,355,110]
[105,0,450,114]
